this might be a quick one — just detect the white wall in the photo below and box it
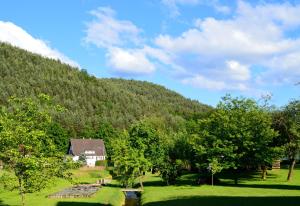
[72,155,105,167]
[86,157,96,167]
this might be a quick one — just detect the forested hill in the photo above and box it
[0,42,211,135]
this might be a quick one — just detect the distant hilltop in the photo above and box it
[0,42,212,135]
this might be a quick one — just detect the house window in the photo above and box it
[96,156,104,160]
[85,150,95,154]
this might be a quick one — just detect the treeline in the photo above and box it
[109,95,300,187]
[1,42,299,189]
[0,42,211,137]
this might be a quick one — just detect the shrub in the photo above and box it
[95,160,107,167]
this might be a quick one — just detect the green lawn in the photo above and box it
[2,168,300,206]
[141,168,300,206]
[0,169,124,206]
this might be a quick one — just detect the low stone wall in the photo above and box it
[48,185,101,198]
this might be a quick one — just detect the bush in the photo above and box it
[95,160,107,167]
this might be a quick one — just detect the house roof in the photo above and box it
[70,139,105,156]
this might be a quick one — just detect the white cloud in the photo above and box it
[182,74,226,90]
[162,0,199,17]
[106,47,155,75]
[0,21,79,67]
[213,3,230,14]
[182,74,249,91]
[84,1,300,93]
[226,60,250,81]
[155,17,289,59]
[84,7,141,48]
[237,1,300,29]
[84,7,157,76]
[162,0,231,17]
[154,1,300,91]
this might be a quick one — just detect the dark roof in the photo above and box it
[69,139,105,156]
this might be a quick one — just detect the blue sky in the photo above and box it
[0,0,299,107]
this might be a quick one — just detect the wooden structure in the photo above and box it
[272,160,281,169]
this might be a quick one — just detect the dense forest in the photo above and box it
[1,42,299,206]
[0,43,211,136]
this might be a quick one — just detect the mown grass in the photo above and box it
[141,167,300,206]
[0,168,124,206]
[2,167,300,206]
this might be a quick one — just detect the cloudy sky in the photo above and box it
[0,0,299,106]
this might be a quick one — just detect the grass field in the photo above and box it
[0,169,124,206]
[141,167,300,206]
[1,167,300,206]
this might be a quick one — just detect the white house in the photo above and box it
[68,138,106,167]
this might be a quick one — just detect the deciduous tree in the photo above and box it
[272,100,300,181]
[193,95,279,183]
[0,94,72,206]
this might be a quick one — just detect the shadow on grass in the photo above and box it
[143,172,300,191]
[0,200,9,206]
[221,183,300,191]
[143,196,300,206]
[104,183,123,188]
[143,173,198,187]
[56,202,112,206]
[218,170,279,184]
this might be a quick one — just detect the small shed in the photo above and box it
[272,160,281,169]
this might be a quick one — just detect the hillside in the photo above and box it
[0,42,211,135]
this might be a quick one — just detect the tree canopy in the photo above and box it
[193,95,279,182]
[0,94,72,206]
[272,100,300,181]
[0,42,211,137]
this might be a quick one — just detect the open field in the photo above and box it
[1,167,300,206]
[141,167,300,206]
[0,169,124,206]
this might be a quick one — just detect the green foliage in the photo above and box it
[208,158,223,186]
[273,100,300,159]
[0,42,211,137]
[193,95,279,180]
[0,95,72,206]
[46,122,70,153]
[78,153,87,166]
[95,121,118,157]
[111,134,151,188]
[272,100,300,180]
[95,160,107,167]
[209,158,223,175]
[159,158,183,185]
[171,132,195,170]
[128,121,166,169]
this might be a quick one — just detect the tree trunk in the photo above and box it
[287,159,296,181]
[211,173,214,186]
[21,192,25,206]
[234,169,239,185]
[19,178,25,206]
[261,165,267,180]
[234,177,238,185]
[139,175,144,190]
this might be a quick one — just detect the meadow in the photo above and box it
[1,167,300,206]
[0,169,124,206]
[141,167,300,206]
